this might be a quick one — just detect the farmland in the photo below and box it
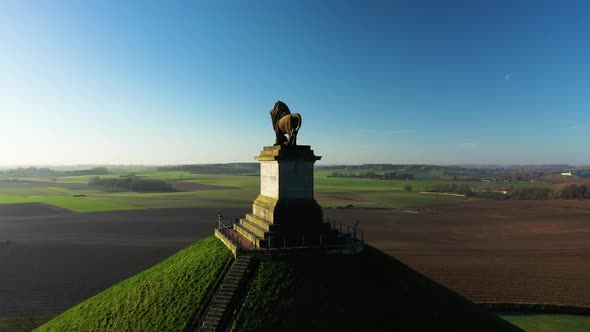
[2,165,590,330]
[0,204,244,321]
[324,200,590,309]
[0,167,471,212]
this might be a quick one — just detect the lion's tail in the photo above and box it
[292,113,302,133]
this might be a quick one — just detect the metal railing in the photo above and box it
[329,219,364,242]
[262,220,364,250]
[216,213,242,251]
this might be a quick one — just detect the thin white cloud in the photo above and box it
[571,125,590,129]
[460,142,480,148]
[505,73,511,80]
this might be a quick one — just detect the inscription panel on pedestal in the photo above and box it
[260,161,279,199]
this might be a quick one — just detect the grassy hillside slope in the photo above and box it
[35,237,231,332]
[232,246,522,332]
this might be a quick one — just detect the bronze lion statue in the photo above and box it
[269,101,301,146]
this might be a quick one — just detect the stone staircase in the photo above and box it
[234,213,340,249]
[197,253,255,332]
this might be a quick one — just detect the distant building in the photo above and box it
[561,172,572,176]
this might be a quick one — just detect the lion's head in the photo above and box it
[270,100,291,127]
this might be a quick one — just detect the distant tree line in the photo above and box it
[158,163,259,175]
[428,183,590,200]
[554,183,589,199]
[88,176,175,192]
[428,183,474,196]
[508,187,553,200]
[0,167,109,178]
[330,172,381,179]
[329,171,415,180]
[449,175,484,181]
[321,164,454,171]
[506,184,589,200]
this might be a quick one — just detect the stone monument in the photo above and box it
[232,101,338,248]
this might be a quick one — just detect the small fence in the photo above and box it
[264,220,363,250]
[330,219,364,242]
[215,213,243,251]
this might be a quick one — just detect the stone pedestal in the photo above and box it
[234,145,338,248]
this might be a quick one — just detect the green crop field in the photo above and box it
[0,168,476,212]
[0,166,553,213]
[502,314,590,332]
[35,237,231,332]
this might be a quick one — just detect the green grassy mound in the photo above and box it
[35,237,231,332]
[503,314,590,332]
[232,246,522,332]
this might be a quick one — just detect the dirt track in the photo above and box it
[0,204,246,318]
[325,200,590,308]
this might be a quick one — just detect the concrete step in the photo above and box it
[232,262,251,267]
[211,299,229,305]
[233,223,266,248]
[245,213,275,231]
[239,218,267,238]
[228,268,248,273]
[223,276,241,282]
[224,278,242,283]
[196,252,258,332]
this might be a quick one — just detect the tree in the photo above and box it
[404,184,413,192]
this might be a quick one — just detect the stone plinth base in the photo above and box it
[233,145,340,248]
[252,195,323,224]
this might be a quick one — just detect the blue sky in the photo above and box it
[1,1,589,165]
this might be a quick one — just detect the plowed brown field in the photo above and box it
[2,200,589,320]
[325,200,590,308]
[0,205,246,319]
